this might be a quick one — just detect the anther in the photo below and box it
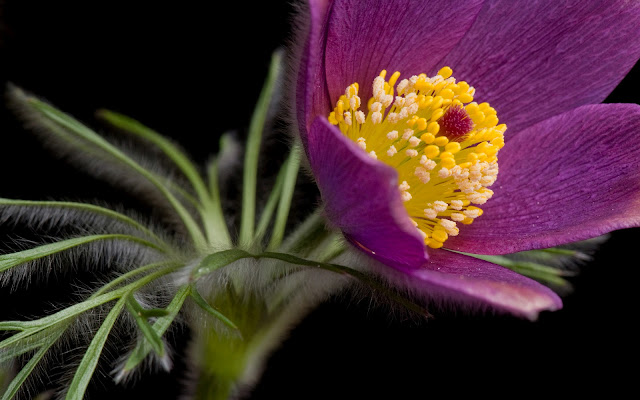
[327,67,504,249]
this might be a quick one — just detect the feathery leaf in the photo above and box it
[65,297,126,400]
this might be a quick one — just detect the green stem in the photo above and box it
[254,156,287,245]
[239,51,282,247]
[188,248,431,318]
[205,134,235,248]
[192,370,238,400]
[267,143,301,250]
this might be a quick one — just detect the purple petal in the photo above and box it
[324,0,484,108]
[446,104,640,254]
[400,250,562,320]
[295,0,333,150]
[443,0,640,136]
[307,116,428,269]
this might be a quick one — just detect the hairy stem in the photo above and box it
[239,51,282,247]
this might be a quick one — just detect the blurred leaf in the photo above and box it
[189,287,239,331]
[139,309,170,318]
[466,253,573,289]
[259,251,432,318]
[267,143,301,251]
[254,155,287,244]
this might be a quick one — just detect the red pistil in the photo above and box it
[439,106,473,141]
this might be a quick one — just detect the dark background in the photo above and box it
[0,1,638,398]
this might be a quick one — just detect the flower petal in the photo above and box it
[446,104,640,254]
[295,0,333,149]
[323,0,484,105]
[307,116,428,269]
[443,0,640,136]
[404,250,562,320]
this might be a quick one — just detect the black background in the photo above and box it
[0,1,638,398]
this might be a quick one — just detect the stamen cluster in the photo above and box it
[329,67,506,248]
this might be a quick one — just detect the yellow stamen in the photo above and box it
[328,67,505,248]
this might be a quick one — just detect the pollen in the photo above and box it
[328,67,505,249]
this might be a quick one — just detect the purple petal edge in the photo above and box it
[447,103,640,254]
[379,250,562,320]
[295,0,333,151]
[307,116,428,269]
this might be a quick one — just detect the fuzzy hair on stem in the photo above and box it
[5,86,201,243]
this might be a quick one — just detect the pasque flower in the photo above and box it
[295,0,640,319]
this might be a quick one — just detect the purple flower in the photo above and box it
[294,0,640,319]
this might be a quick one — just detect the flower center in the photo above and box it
[328,67,506,249]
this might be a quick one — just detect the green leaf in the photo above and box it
[0,290,119,351]
[1,264,180,350]
[96,110,227,247]
[538,247,581,256]
[10,88,206,249]
[1,327,66,400]
[267,143,301,251]
[254,155,287,244]
[279,210,330,256]
[121,285,190,375]
[0,339,42,364]
[125,296,165,357]
[0,324,68,364]
[139,309,170,318]
[0,198,167,248]
[316,233,347,263]
[0,234,164,274]
[465,253,572,287]
[239,51,282,247]
[0,322,30,331]
[92,261,178,297]
[96,110,208,199]
[204,133,236,247]
[189,286,239,331]
[190,249,253,280]
[65,298,126,400]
